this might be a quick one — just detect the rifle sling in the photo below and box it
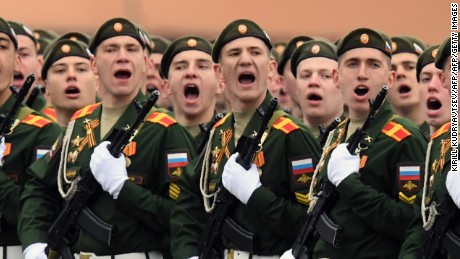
[76,207,117,247]
[314,213,343,248]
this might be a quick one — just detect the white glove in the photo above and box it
[446,170,460,209]
[23,242,48,259]
[187,257,199,259]
[222,152,262,204]
[90,141,128,199]
[0,137,5,167]
[280,249,295,259]
[327,143,360,186]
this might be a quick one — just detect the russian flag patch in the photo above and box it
[36,148,49,160]
[399,165,421,193]
[290,156,315,190]
[292,158,314,175]
[167,151,189,180]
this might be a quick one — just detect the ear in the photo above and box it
[90,56,98,75]
[142,54,147,73]
[386,70,396,89]
[216,77,226,95]
[332,68,340,89]
[43,80,50,98]
[164,80,172,96]
[268,59,277,79]
[214,63,224,82]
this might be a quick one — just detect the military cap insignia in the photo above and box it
[61,44,71,53]
[34,32,40,40]
[70,36,78,42]
[37,43,41,52]
[166,151,189,181]
[432,48,438,58]
[296,41,304,48]
[113,22,123,32]
[398,165,421,192]
[289,156,315,191]
[311,44,320,54]
[238,24,248,34]
[392,42,397,52]
[360,33,369,44]
[187,38,197,48]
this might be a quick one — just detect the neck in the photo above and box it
[304,115,340,139]
[56,109,75,127]
[173,105,215,127]
[0,85,12,106]
[393,104,426,126]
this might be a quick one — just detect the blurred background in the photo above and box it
[1,0,454,45]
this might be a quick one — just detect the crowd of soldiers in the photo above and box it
[0,15,456,259]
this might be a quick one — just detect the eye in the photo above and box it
[321,73,332,79]
[420,76,431,83]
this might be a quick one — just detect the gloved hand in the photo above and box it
[327,143,360,186]
[222,152,262,204]
[446,170,460,209]
[23,242,48,259]
[90,141,128,199]
[280,249,295,259]
[0,137,6,167]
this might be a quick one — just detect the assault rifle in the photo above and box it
[291,85,388,258]
[417,194,460,259]
[25,85,41,108]
[197,113,225,154]
[46,91,160,259]
[319,117,342,147]
[198,98,278,259]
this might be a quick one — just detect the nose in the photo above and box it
[308,73,320,88]
[427,73,442,92]
[185,64,197,79]
[66,67,77,81]
[357,63,368,81]
[116,48,129,63]
[239,50,252,66]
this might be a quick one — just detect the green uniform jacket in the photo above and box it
[399,122,457,259]
[0,94,62,245]
[171,93,321,258]
[18,92,197,255]
[312,101,427,259]
[419,121,430,141]
[28,90,48,113]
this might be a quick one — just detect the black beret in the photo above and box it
[337,28,392,58]
[212,19,272,63]
[34,29,59,55]
[0,17,17,49]
[58,32,91,45]
[8,21,36,46]
[290,40,337,78]
[416,45,440,82]
[88,17,145,53]
[150,35,171,54]
[42,39,91,80]
[391,36,426,56]
[277,36,313,75]
[160,36,213,79]
[435,35,454,70]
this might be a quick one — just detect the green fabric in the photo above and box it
[212,19,272,63]
[399,124,457,259]
[150,35,171,54]
[416,45,440,82]
[0,18,17,49]
[419,121,430,141]
[8,21,36,46]
[337,28,392,58]
[277,36,313,75]
[28,90,49,113]
[391,36,426,56]
[171,92,321,258]
[18,91,197,255]
[435,34,455,70]
[312,101,427,258]
[0,94,62,245]
[290,40,337,78]
[57,32,90,45]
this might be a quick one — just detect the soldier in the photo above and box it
[399,35,458,259]
[171,18,321,258]
[290,40,344,141]
[388,36,429,139]
[283,28,427,258]
[148,36,172,110]
[268,48,291,113]
[8,21,49,113]
[277,36,313,119]
[41,39,97,126]
[18,17,196,259]
[0,17,62,259]
[160,36,223,146]
[56,31,91,45]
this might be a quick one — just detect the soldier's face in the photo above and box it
[91,36,146,106]
[166,50,220,119]
[283,61,299,105]
[216,37,275,112]
[0,33,18,94]
[388,53,421,111]
[13,35,41,89]
[296,57,343,125]
[335,48,395,119]
[146,53,165,92]
[419,63,450,130]
[45,56,97,116]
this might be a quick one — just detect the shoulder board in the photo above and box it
[382,121,411,142]
[71,103,101,120]
[43,107,57,122]
[212,113,231,129]
[147,112,177,128]
[21,114,52,128]
[431,122,450,140]
[272,116,300,134]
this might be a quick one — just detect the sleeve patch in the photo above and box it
[289,156,315,190]
[295,192,311,206]
[169,182,181,200]
[166,151,190,181]
[35,148,49,160]
[398,165,421,194]
[273,117,299,134]
[147,112,177,128]
[382,121,411,142]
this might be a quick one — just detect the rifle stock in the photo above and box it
[46,91,159,259]
[292,86,388,258]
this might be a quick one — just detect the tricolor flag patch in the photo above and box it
[290,156,315,190]
[36,148,49,160]
[167,151,189,180]
[399,165,421,193]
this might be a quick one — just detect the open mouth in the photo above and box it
[238,73,255,85]
[184,84,199,100]
[307,93,322,101]
[354,86,369,96]
[399,85,411,94]
[114,70,132,80]
[280,88,287,96]
[65,86,80,95]
[427,99,442,110]
[14,73,24,81]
